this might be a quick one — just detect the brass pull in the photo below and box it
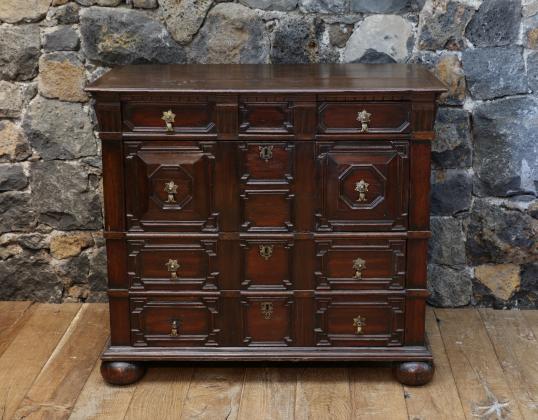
[259,145,273,162]
[352,257,366,279]
[170,320,179,336]
[357,109,371,133]
[164,180,178,203]
[355,179,369,202]
[353,315,366,334]
[260,302,273,320]
[165,258,180,279]
[259,244,274,260]
[162,110,176,132]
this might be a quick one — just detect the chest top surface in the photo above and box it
[86,63,446,94]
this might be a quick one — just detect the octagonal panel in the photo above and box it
[339,164,386,210]
[149,165,193,210]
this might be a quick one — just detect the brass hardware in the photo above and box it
[259,145,273,162]
[260,302,273,320]
[164,180,178,203]
[162,110,176,132]
[259,244,274,260]
[352,257,366,279]
[353,315,366,334]
[170,320,179,336]
[357,109,371,133]
[355,179,369,202]
[165,258,180,279]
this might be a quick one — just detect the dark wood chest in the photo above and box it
[87,64,446,386]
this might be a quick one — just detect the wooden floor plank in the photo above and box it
[403,308,466,420]
[180,367,245,419]
[479,309,538,419]
[124,366,194,420]
[237,367,297,420]
[13,304,110,420]
[0,303,81,420]
[349,367,407,420]
[294,367,352,420]
[69,359,137,420]
[435,308,525,420]
[0,301,34,357]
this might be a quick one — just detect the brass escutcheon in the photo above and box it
[355,179,369,202]
[259,145,273,162]
[164,180,178,203]
[352,257,366,279]
[170,320,179,336]
[357,109,371,133]
[162,110,176,132]
[165,258,180,279]
[259,244,274,260]
[261,302,273,320]
[353,315,366,334]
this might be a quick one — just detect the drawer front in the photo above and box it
[316,141,409,231]
[239,101,293,134]
[124,141,217,232]
[123,101,216,134]
[239,142,294,182]
[314,294,405,347]
[240,238,294,290]
[130,296,221,346]
[318,102,411,135]
[127,238,219,291]
[315,237,406,291]
[241,294,295,346]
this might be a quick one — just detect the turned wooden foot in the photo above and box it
[393,361,434,386]
[101,361,146,385]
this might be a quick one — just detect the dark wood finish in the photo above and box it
[100,361,146,385]
[88,64,445,386]
[393,361,435,386]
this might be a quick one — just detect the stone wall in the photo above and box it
[0,0,536,307]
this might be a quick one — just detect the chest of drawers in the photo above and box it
[87,64,445,386]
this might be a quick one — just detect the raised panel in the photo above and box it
[124,141,218,232]
[315,237,406,291]
[239,102,293,134]
[130,296,221,347]
[127,238,219,291]
[316,141,409,231]
[241,189,294,232]
[314,294,405,347]
[239,142,294,183]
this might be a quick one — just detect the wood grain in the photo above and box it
[295,367,352,420]
[13,304,109,419]
[0,301,33,357]
[403,308,465,419]
[435,308,524,419]
[480,308,538,419]
[0,303,81,420]
[237,367,297,420]
[124,367,194,420]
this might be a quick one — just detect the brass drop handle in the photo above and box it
[165,258,180,279]
[164,180,178,203]
[170,320,179,336]
[357,109,371,133]
[259,244,274,260]
[355,179,369,202]
[353,315,366,334]
[260,302,273,320]
[259,145,273,162]
[353,257,366,279]
[162,110,176,132]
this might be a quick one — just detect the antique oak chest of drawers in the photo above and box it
[87,64,445,386]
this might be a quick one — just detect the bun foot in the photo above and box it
[101,361,146,385]
[393,361,434,386]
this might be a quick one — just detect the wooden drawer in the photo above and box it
[240,294,295,346]
[314,237,406,291]
[314,293,405,347]
[316,141,409,231]
[130,296,222,346]
[124,141,217,232]
[318,101,411,135]
[127,237,219,291]
[239,101,293,135]
[123,100,216,134]
[239,142,294,183]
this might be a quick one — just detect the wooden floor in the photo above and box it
[0,303,537,419]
